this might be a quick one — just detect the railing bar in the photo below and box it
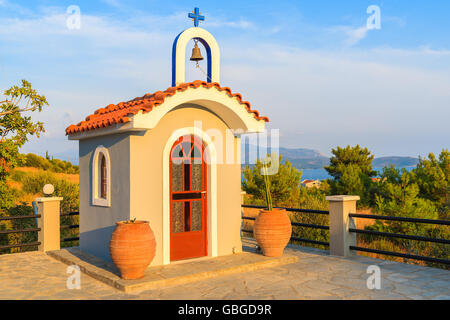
[61,237,80,242]
[60,212,80,217]
[283,207,330,215]
[240,229,329,246]
[291,222,329,230]
[0,228,41,235]
[349,246,450,265]
[242,204,329,215]
[349,228,450,245]
[242,216,329,230]
[60,225,79,230]
[348,213,450,226]
[0,215,41,221]
[0,242,41,250]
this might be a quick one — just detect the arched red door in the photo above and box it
[170,135,207,261]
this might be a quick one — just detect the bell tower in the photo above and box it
[172,8,220,86]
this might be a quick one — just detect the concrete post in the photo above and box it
[36,197,63,252]
[325,195,359,257]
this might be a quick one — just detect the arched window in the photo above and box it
[92,146,110,207]
[100,154,107,199]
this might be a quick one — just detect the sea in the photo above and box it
[300,166,415,181]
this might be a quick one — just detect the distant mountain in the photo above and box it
[288,157,330,170]
[278,147,329,169]
[276,147,419,170]
[278,147,326,159]
[372,156,419,168]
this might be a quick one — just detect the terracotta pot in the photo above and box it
[109,220,156,280]
[253,209,292,257]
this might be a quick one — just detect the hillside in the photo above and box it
[278,147,326,159]
[5,153,79,207]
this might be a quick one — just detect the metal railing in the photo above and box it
[242,204,449,266]
[0,214,42,251]
[242,204,329,215]
[0,210,80,253]
[60,211,80,243]
[348,213,450,266]
[241,204,330,247]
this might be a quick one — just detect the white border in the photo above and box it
[162,127,217,265]
[91,145,111,207]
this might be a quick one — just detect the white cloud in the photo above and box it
[372,46,450,57]
[207,17,254,30]
[420,46,450,56]
[383,15,407,28]
[327,25,370,46]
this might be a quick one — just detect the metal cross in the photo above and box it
[188,7,205,27]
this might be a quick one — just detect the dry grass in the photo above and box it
[354,207,376,229]
[14,167,79,183]
[7,180,22,191]
[6,167,79,206]
[355,239,429,267]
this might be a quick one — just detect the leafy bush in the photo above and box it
[23,153,52,170]
[9,169,27,182]
[361,165,449,268]
[410,149,449,218]
[22,153,79,174]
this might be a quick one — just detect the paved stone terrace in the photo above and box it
[0,242,449,300]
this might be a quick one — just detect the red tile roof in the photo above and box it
[66,80,269,135]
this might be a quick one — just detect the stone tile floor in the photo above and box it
[0,242,449,300]
[47,247,297,293]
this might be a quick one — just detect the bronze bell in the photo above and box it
[190,42,204,62]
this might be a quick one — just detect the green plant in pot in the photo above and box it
[253,154,292,257]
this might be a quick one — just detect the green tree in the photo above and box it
[324,145,376,205]
[374,165,438,225]
[242,155,301,207]
[364,165,449,267]
[411,149,449,218]
[0,80,48,211]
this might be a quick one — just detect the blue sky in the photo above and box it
[1,0,449,162]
